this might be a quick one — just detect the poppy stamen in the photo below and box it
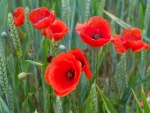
[92,33,103,40]
[66,68,75,80]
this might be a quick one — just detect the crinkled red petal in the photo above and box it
[123,28,142,41]
[68,48,92,78]
[111,34,129,54]
[13,7,25,26]
[123,40,149,52]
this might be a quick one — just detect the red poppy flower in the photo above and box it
[68,48,92,78]
[111,28,149,54]
[123,28,149,52]
[140,92,150,106]
[28,7,55,29]
[76,16,112,48]
[42,19,69,41]
[111,34,129,54]
[44,52,82,97]
[13,7,25,27]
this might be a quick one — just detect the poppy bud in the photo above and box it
[1,31,8,38]
[18,72,32,79]
[28,50,35,58]
[58,45,66,50]
[18,72,28,79]
[34,109,38,113]
[47,54,53,63]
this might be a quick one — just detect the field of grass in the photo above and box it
[0,0,150,113]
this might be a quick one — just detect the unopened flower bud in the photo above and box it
[1,31,8,38]
[58,45,66,50]
[28,50,35,58]
[18,72,32,79]
[34,109,38,113]
[47,54,53,63]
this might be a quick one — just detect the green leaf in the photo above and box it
[135,75,150,87]
[25,60,43,66]
[0,96,10,113]
[142,35,150,42]
[0,0,8,31]
[103,10,132,28]
[96,84,117,113]
[141,89,150,113]
[131,89,143,113]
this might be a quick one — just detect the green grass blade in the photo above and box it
[141,89,150,113]
[131,89,143,113]
[96,84,117,113]
[0,96,10,113]
[25,60,43,66]
[103,10,132,28]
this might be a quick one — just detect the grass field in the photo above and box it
[0,0,150,113]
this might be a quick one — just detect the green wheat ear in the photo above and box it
[56,96,63,113]
[146,66,150,91]
[115,54,126,93]
[99,0,106,16]
[7,54,15,76]
[8,13,22,58]
[46,91,50,113]
[61,0,70,21]
[144,0,150,34]
[85,0,91,21]
[7,86,14,113]
[25,7,34,45]
[0,39,8,93]
[102,78,109,95]
[90,83,98,113]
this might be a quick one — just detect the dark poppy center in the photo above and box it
[92,33,102,40]
[66,68,75,80]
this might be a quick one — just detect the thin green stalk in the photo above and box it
[41,67,46,112]
[103,46,120,98]
[95,48,99,84]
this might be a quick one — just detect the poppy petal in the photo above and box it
[76,16,111,48]
[80,32,110,48]
[44,52,82,97]
[68,48,92,78]
[50,20,69,41]
[123,28,142,41]
[13,7,25,27]
[29,7,55,29]
[76,22,87,35]
[111,34,129,54]
[139,101,143,106]
[42,19,69,41]
[147,92,150,97]
[123,40,149,52]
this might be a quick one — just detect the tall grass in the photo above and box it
[0,0,150,113]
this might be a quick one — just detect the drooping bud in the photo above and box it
[47,54,53,63]
[18,72,32,79]
[58,44,66,50]
[28,50,35,58]
[1,31,8,38]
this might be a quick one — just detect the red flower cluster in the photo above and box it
[111,28,149,54]
[76,16,149,54]
[28,7,69,41]
[12,7,69,41]
[44,48,92,97]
